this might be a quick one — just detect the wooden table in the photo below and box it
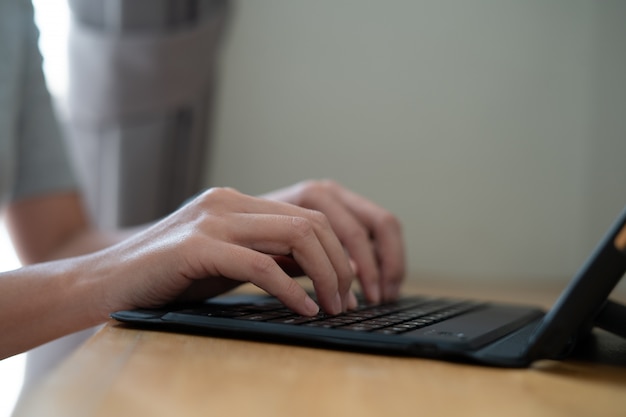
[13,277,626,417]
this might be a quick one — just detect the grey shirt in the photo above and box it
[0,0,77,204]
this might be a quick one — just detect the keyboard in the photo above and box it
[178,296,485,335]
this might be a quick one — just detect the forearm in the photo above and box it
[44,225,144,262]
[5,191,148,265]
[0,256,106,360]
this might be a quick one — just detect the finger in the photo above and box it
[201,189,354,285]
[295,210,355,311]
[194,189,353,312]
[222,213,350,314]
[299,192,382,304]
[347,290,358,310]
[372,227,406,301]
[258,181,405,301]
[333,187,406,301]
[213,243,320,316]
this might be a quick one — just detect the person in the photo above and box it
[0,0,405,361]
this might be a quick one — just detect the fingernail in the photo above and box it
[304,296,319,316]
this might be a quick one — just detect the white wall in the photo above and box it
[207,0,626,285]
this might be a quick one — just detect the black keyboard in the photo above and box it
[183,296,484,335]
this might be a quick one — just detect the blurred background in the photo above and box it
[2,0,626,414]
[211,0,626,287]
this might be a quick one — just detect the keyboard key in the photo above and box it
[178,295,486,336]
[268,316,319,325]
[238,312,291,321]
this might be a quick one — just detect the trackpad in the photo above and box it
[404,304,544,349]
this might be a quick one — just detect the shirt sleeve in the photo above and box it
[11,1,78,202]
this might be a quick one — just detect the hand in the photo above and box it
[0,181,405,358]
[90,187,359,318]
[261,180,405,303]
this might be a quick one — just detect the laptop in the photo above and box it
[112,205,626,367]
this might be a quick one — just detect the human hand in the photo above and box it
[91,187,359,318]
[261,180,405,303]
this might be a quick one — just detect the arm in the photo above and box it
[7,181,405,303]
[5,191,135,264]
[0,256,103,360]
[0,186,357,359]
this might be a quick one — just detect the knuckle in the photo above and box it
[202,186,239,202]
[319,178,340,190]
[249,254,277,276]
[295,179,337,204]
[377,210,402,232]
[346,225,369,242]
[308,209,330,229]
[290,216,315,239]
[303,179,337,193]
[192,187,242,213]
